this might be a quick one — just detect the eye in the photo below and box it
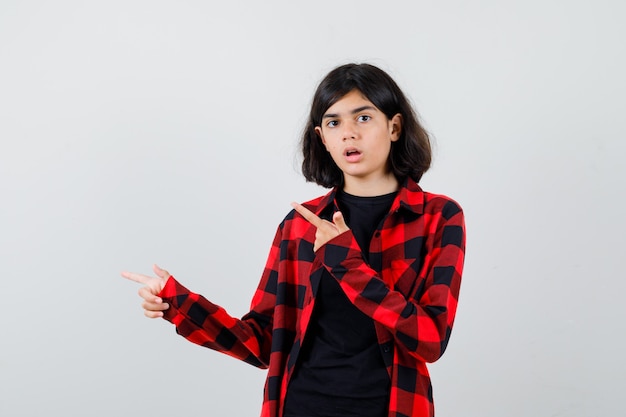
[357,115,371,122]
[326,120,339,128]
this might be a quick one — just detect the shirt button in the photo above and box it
[374,231,381,238]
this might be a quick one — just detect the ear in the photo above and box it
[389,114,403,142]
[314,126,327,147]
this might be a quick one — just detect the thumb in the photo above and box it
[332,211,349,232]
[153,264,171,280]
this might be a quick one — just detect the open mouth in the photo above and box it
[344,148,362,162]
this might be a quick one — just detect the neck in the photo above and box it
[342,173,399,197]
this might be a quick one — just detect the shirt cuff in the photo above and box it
[157,275,187,322]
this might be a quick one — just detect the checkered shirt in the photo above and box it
[159,177,466,417]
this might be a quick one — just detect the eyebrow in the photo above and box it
[322,105,377,119]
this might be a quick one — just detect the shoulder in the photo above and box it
[418,191,466,248]
[301,193,329,211]
[422,191,464,220]
[401,177,462,220]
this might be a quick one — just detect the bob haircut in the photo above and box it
[301,63,432,188]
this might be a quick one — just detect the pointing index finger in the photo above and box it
[121,271,151,285]
[291,202,323,228]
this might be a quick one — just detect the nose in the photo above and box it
[341,121,357,141]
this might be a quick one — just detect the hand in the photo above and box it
[121,264,172,318]
[291,202,349,252]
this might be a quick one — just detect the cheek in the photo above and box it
[326,146,342,160]
[325,143,344,162]
[322,137,340,152]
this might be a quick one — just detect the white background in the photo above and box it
[1,1,625,416]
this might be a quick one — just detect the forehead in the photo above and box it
[324,89,378,114]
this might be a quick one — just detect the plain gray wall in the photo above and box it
[1,1,624,416]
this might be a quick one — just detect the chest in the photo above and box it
[285,213,430,299]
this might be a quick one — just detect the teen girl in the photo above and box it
[123,63,466,417]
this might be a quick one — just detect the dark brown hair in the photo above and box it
[301,63,432,188]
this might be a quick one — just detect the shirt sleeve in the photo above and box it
[316,199,466,363]
[157,226,282,369]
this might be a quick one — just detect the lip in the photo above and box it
[344,147,362,163]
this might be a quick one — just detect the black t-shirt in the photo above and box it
[283,190,397,417]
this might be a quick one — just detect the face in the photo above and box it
[315,89,402,192]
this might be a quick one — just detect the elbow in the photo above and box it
[423,326,453,363]
[243,354,270,369]
[399,325,452,363]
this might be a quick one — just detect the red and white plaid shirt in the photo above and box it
[159,177,466,417]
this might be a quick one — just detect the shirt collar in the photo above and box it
[393,176,425,215]
[314,177,425,216]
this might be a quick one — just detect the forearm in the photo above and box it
[159,276,271,368]
[319,229,464,363]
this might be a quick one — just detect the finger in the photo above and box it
[291,202,324,227]
[121,271,152,285]
[138,286,161,303]
[142,300,170,312]
[144,310,164,319]
[332,211,349,232]
[153,264,171,280]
